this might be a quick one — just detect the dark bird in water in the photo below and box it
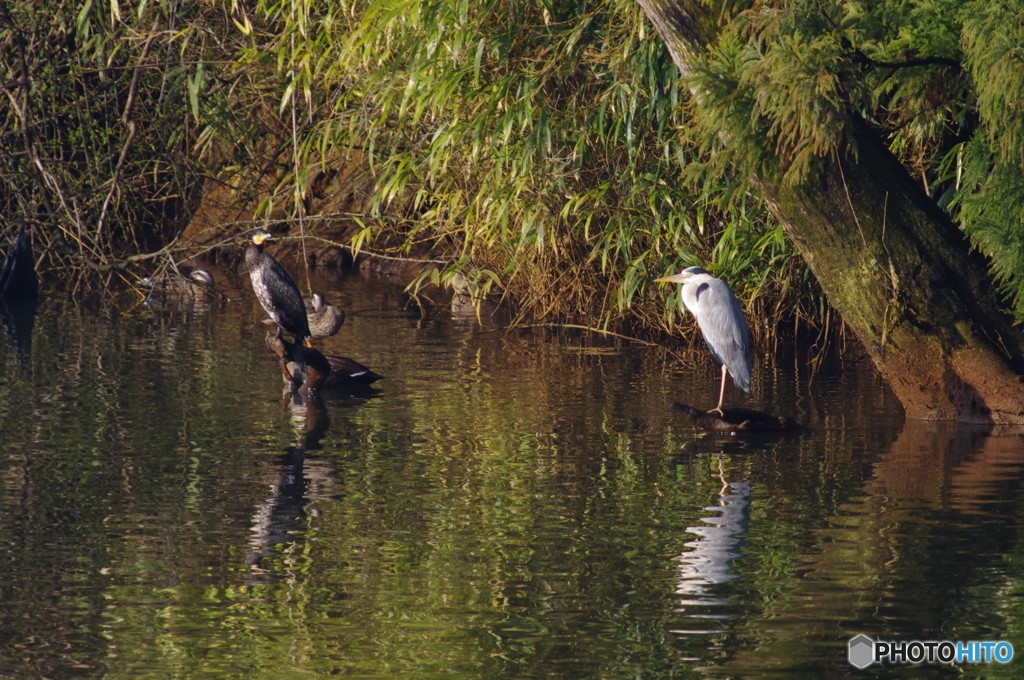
[0,219,39,373]
[266,328,331,391]
[267,329,383,390]
[263,291,345,339]
[245,228,310,371]
[656,266,751,414]
[0,219,38,299]
[322,354,383,387]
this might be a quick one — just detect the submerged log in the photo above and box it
[265,329,383,391]
[672,402,802,434]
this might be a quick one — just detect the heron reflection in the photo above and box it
[676,471,750,608]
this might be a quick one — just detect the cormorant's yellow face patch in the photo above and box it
[252,231,271,245]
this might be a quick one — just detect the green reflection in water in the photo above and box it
[0,272,1022,679]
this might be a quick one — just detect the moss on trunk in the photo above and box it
[771,124,1024,422]
[638,0,1024,423]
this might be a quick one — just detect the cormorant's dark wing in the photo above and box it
[256,257,310,338]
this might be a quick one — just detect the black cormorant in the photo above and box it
[245,229,310,372]
[0,219,38,299]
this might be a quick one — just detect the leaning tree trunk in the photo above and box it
[637,0,1024,423]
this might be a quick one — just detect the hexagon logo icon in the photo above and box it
[848,634,875,669]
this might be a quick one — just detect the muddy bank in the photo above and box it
[179,150,441,284]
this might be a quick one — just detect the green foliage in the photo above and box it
[233,0,813,334]
[11,0,1024,331]
[683,0,970,185]
[956,2,1024,317]
[0,0,225,268]
[681,0,1024,320]
[1,0,825,333]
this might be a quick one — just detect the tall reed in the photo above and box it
[229,0,820,337]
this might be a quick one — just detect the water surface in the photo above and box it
[1,271,1022,678]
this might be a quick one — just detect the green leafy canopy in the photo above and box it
[237,0,811,333]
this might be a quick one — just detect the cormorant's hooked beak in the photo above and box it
[245,228,273,246]
[655,271,693,284]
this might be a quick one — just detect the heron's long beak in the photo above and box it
[654,272,691,284]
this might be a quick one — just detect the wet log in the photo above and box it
[266,330,383,390]
[672,402,802,434]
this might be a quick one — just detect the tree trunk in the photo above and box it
[637,0,1024,423]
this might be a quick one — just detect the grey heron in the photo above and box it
[656,266,751,415]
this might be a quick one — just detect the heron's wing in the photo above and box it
[692,279,751,391]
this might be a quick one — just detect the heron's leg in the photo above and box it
[709,364,727,416]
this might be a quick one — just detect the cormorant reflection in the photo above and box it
[245,388,334,583]
[0,297,36,374]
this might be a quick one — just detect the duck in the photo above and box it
[263,291,344,339]
[266,329,382,390]
[144,268,215,301]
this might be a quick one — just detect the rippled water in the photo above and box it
[1,269,1023,678]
